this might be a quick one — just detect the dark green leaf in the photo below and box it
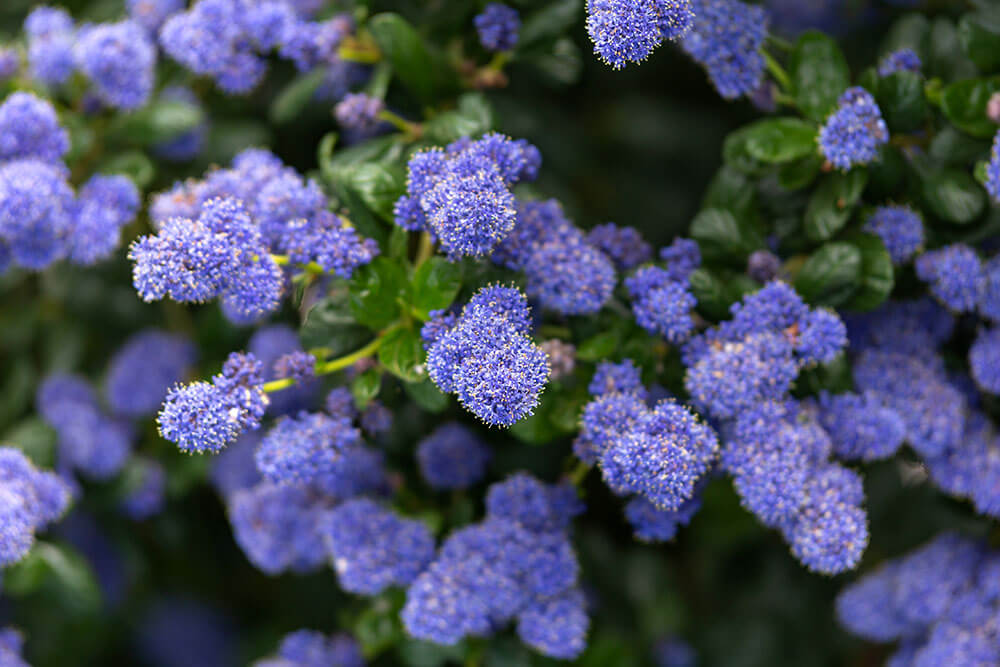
[109,100,204,146]
[299,292,373,355]
[402,379,449,413]
[517,0,580,54]
[882,14,930,62]
[576,331,619,362]
[522,38,583,86]
[929,17,978,81]
[940,77,1000,137]
[959,11,1000,72]
[722,126,769,175]
[804,169,869,242]
[98,150,155,189]
[867,146,906,201]
[929,126,991,164]
[921,167,987,224]
[790,31,850,121]
[689,268,731,321]
[741,117,819,164]
[269,68,326,125]
[5,542,101,616]
[876,71,928,133]
[424,93,495,145]
[690,208,765,264]
[378,328,425,382]
[843,232,895,312]
[349,257,407,330]
[411,257,462,318]
[368,13,440,105]
[345,163,406,221]
[794,242,862,306]
[702,166,756,217]
[778,154,823,191]
[354,590,406,659]
[351,369,382,409]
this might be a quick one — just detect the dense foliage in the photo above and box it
[1,0,1000,666]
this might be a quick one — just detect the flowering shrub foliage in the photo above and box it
[1,1,1000,666]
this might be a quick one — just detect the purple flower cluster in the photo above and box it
[878,48,921,76]
[837,533,1000,665]
[915,243,984,313]
[395,134,540,258]
[970,328,1000,395]
[333,93,385,135]
[863,205,924,265]
[36,374,133,480]
[425,285,550,426]
[626,265,697,343]
[24,7,76,86]
[818,87,889,169]
[416,422,492,490]
[73,20,156,110]
[812,391,906,462]
[254,629,364,667]
[158,352,269,454]
[680,0,768,99]
[0,447,72,567]
[626,492,702,542]
[105,329,197,418]
[724,400,868,573]
[475,3,521,52]
[587,223,653,270]
[127,0,185,33]
[402,474,588,659]
[586,0,695,69]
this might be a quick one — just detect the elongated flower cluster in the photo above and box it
[395,133,540,258]
[680,0,768,99]
[818,86,888,169]
[254,629,365,667]
[36,374,134,480]
[915,243,984,313]
[626,265,697,343]
[586,0,695,69]
[493,199,617,315]
[425,285,550,426]
[158,352,268,453]
[0,447,72,567]
[0,93,139,273]
[837,533,1000,665]
[402,474,588,659]
[475,3,521,52]
[416,422,492,490]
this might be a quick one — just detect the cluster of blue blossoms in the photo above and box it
[0,92,140,273]
[818,87,889,170]
[0,448,71,568]
[254,629,364,667]
[837,534,1000,666]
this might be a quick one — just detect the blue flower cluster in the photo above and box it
[255,410,361,484]
[24,8,157,109]
[626,265,697,343]
[395,133,540,258]
[322,498,435,595]
[877,48,921,76]
[126,0,185,33]
[863,205,924,265]
[626,493,703,542]
[0,447,72,567]
[492,199,617,315]
[105,329,197,418]
[915,244,984,313]
[425,285,550,426]
[587,222,653,270]
[158,352,268,454]
[249,324,321,416]
[988,130,1000,203]
[153,86,208,162]
[818,86,889,169]
[0,93,140,273]
[254,629,365,667]
[36,374,134,481]
[970,328,1000,395]
[119,456,167,521]
[837,533,1000,665]
[681,0,768,99]
[475,3,521,52]
[586,0,695,69]
[0,628,28,667]
[402,473,588,659]
[334,93,385,135]
[416,422,492,490]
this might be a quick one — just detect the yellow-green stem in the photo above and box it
[270,254,324,275]
[569,459,591,487]
[762,50,792,94]
[378,109,422,138]
[262,334,389,393]
[414,231,434,267]
[337,45,381,64]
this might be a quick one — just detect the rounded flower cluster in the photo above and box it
[474,3,521,52]
[586,0,695,69]
[818,87,889,170]
[586,222,653,270]
[863,205,924,265]
[680,0,768,99]
[877,48,921,76]
[255,411,361,484]
[915,243,984,313]
[73,20,157,110]
[0,447,72,566]
[119,457,167,521]
[626,265,697,343]
[105,329,197,418]
[254,630,364,667]
[416,422,492,490]
[425,285,550,426]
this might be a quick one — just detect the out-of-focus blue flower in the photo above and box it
[814,391,905,461]
[106,329,196,418]
[626,266,697,343]
[24,7,76,86]
[417,422,491,490]
[819,87,888,170]
[153,86,208,162]
[626,493,702,542]
[970,328,1000,395]
[0,92,69,164]
[915,244,984,313]
[475,3,521,52]
[256,629,365,667]
[747,249,782,283]
[878,48,922,76]
[135,596,236,667]
[864,205,924,265]
[0,159,75,270]
[255,411,361,484]
[74,20,157,110]
[334,93,385,134]
[987,130,1000,203]
[120,457,167,520]
[70,174,141,266]
[587,223,653,270]
[980,256,1000,322]
[659,237,701,283]
[681,0,767,99]
[127,0,185,33]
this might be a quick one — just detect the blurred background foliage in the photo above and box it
[0,0,988,665]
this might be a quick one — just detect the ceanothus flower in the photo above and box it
[818,87,888,169]
[0,49,18,82]
[625,493,702,542]
[333,93,385,134]
[915,244,984,313]
[626,266,697,343]
[987,129,1000,203]
[586,0,693,70]
[747,249,782,283]
[980,256,1000,322]
[814,391,906,461]
[0,447,72,567]
[575,391,648,464]
[73,20,157,110]
[0,159,75,271]
[586,223,653,270]
[256,630,364,667]
[475,3,521,52]
[254,411,361,484]
[525,232,616,315]
[863,205,924,265]
[416,422,492,490]
[127,0,185,33]
[787,464,868,574]
[681,0,768,99]
[70,174,141,265]
[969,328,1000,395]
[0,92,70,164]
[658,237,701,282]
[516,589,589,660]
[321,498,435,595]
[105,329,196,418]
[589,359,648,399]
[120,457,167,520]
[878,48,921,76]
[24,7,76,86]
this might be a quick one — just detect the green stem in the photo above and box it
[762,50,792,94]
[262,334,389,393]
[414,231,434,267]
[540,325,571,339]
[487,51,511,71]
[378,109,422,138]
[569,459,591,487]
[766,34,793,51]
[337,44,381,64]
[270,254,324,275]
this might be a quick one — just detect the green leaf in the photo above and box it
[689,268,733,321]
[929,17,978,81]
[109,100,204,145]
[269,68,326,124]
[368,13,438,104]
[345,163,406,221]
[349,257,407,330]
[299,292,373,355]
[929,126,991,164]
[354,591,406,659]
[424,93,495,145]
[352,369,382,409]
[876,71,928,133]
[882,14,930,61]
[921,167,987,224]
[959,10,1000,72]
[517,0,580,54]
[778,154,823,191]
[940,77,1000,137]
[722,126,769,175]
[411,257,462,318]
[689,208,765,264]
[576,331,620,362]
[843,232,895,312]
[794,242,862,306]
[98,150,155,189]
[867,146,906,201]
[508,395,559,444]
[804,169,869,242]
[702,166,756,217]
[741,117,819,164]
[378,328,425,382]
[402,379,449,413]
[5,542,101,616]
[790,31,851,122]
